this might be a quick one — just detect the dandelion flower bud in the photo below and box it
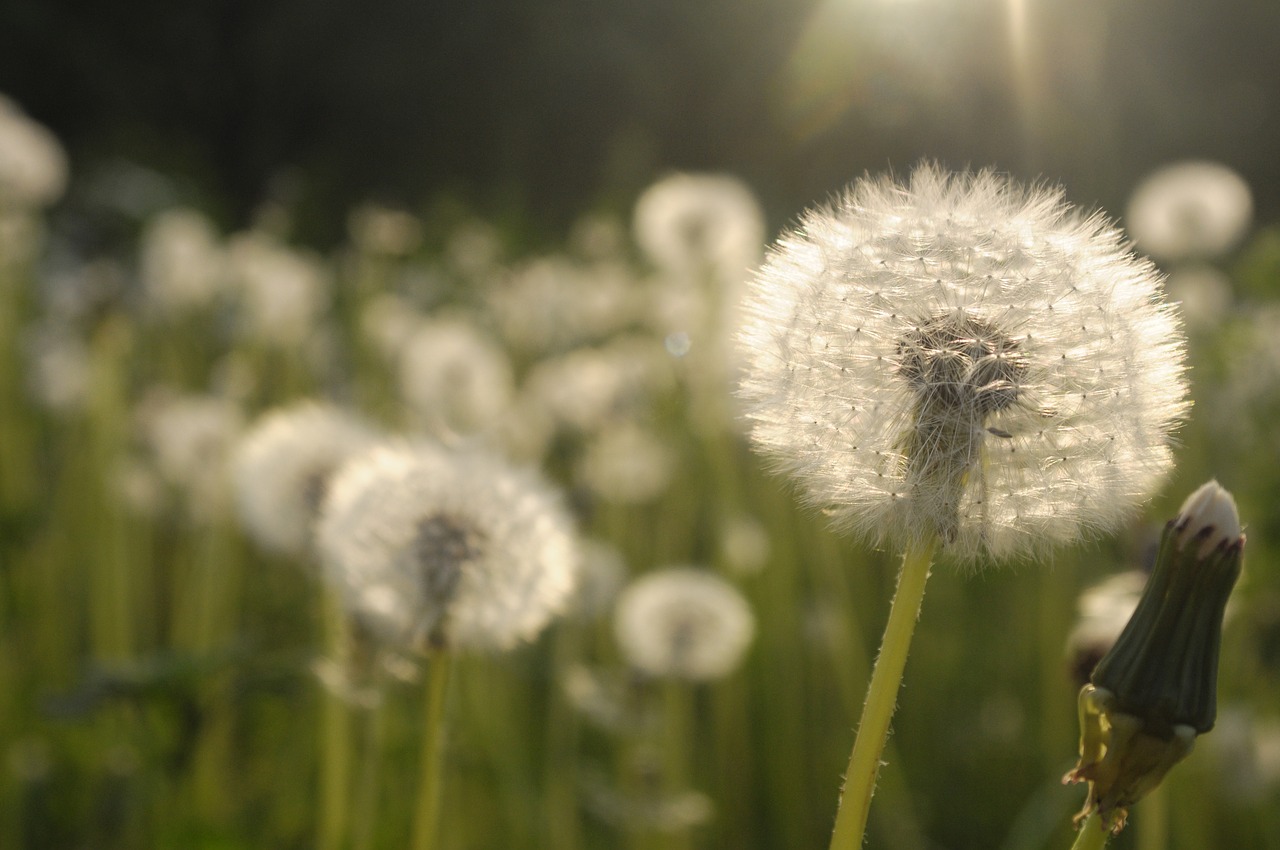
[614,568,755,681]
[1127,161,1252,262]
[1065,570,1146,690]
[738,163,1189,561]
[317,443,579,653]
[231,402,380,558]
[1065,480,1244,832]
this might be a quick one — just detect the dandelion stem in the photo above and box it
[1136,771,1168,850]
[828,535,937,850]
[412,653,454,850]
[318,590,353,850]
[1069,813,1111,850]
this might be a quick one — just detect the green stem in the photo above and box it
[1070,814,1111,850]
[827,536,938,850]
[411,653,454,850]
[351,672,388,850]
[1136,782,1168,850]
[318,592,353,850]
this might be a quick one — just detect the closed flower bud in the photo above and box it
[1065,480,1244,832]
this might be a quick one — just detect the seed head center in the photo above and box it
[896,314,1026,416]
[413,514,487,602]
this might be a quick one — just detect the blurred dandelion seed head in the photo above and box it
[398,315,515,438]
[737,163,1189,561]
[614,568,755,680]
[576,423,677,504]
[317,443,579,653]
[227,232,331,347]
[1127,160,1253,262]
[0,94,68,210]
[138,390,244,522]
[140,208,228,317]
[232,402,380,558]
[1164,264,1233,331]
[634,173,765,284]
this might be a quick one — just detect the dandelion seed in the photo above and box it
[1127,160,1252,262]
[231,402,381,558]
[738,162,1189,561]
[317,443,578,653]
[613,568,755,681]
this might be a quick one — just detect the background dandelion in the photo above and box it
[317,442,579,653]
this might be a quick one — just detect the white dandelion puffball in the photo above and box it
[0,95,68,209]
[232,402,381,557]
[614,568,755,681]
[398,315,515,438]
[140,208,228,316]
[634,173,765,284]
[227,232,331,347]
[738,163,1189,561]
[1126,161,1253,262]
[317,443,579,653]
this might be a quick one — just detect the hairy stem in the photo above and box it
[827,536,937,850]
[1070,813,1111,850]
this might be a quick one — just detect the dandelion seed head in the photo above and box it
[719,514,771,576]
[398,315,515,438]
[1164,265,1232,331]
[0,95,68,209]
[487,256,642,354]
[523,336,674,435]
[317,443,579,653]
[634,173,765,284]
[346,204,423,257]
[576,423,677,505]
[137,390,244,522]
[737,163,1189,561]
[140,208,228,317]
[227,232,331,347]
[1127,161,1253,262]
[232,402,381,558]
[614,568,755,680]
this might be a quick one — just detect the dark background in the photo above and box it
[4,0,1279,243]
